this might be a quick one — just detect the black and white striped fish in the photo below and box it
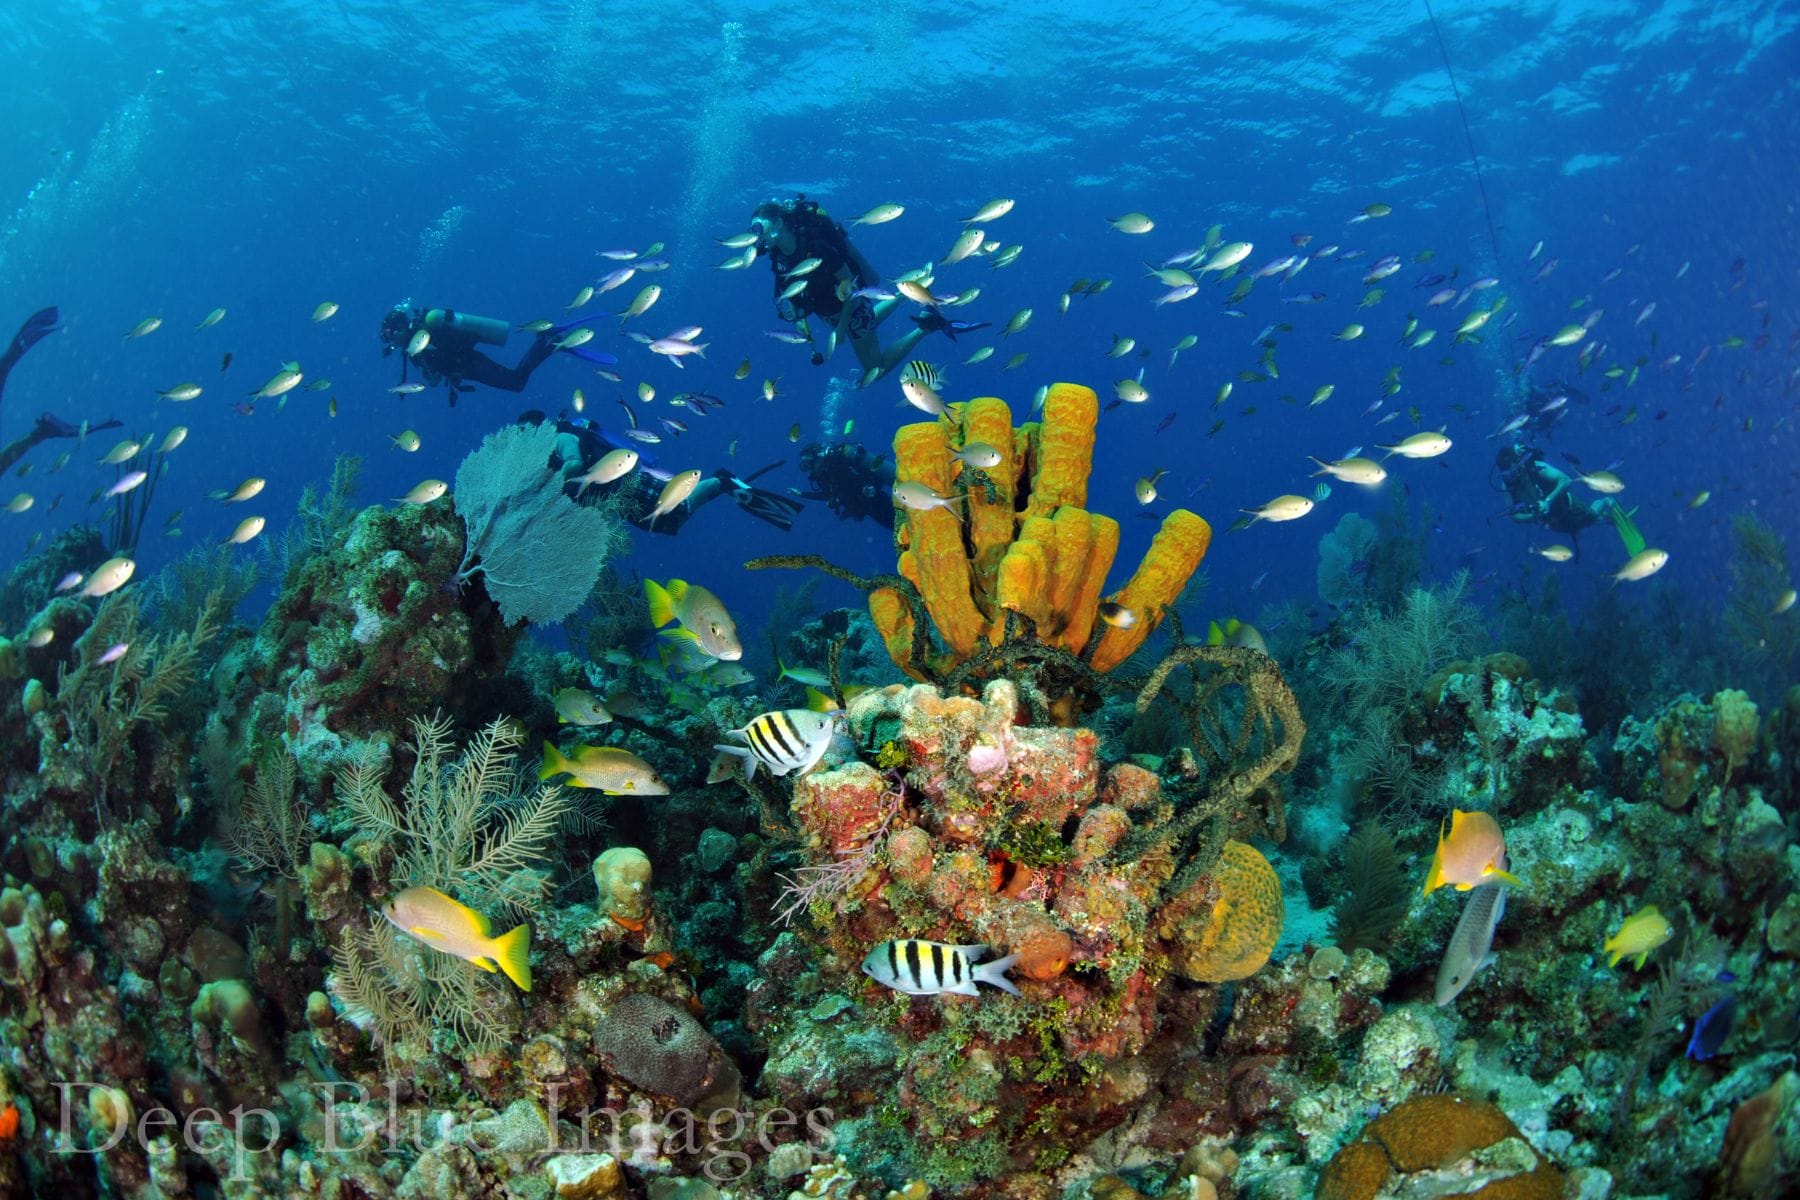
[899,359,945,390]
[861,939,1020,998]
[714,708,838,780]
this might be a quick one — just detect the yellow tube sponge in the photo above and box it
[869,587,922,681]
[995,517,1056,638]
[892,423,986,659]
[961,397,1018,616]
[1088,509,1212,673]
[1058,510,1119,654]
[1026,383,1098,516]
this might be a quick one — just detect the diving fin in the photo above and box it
[727,478,803,531]
[6,307,59,360]
[1609,502,1646,558]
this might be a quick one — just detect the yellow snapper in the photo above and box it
[1603,904,1672,969]
[646,469,703,528]
[553,687,612,726]
[645,577,742,661]
[539,742,668,795]
[382,885,532,991]
[1422,809,1521,895]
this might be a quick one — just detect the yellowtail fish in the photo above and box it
[577,448,638,490]
[1422,810,1521,895]
[553,687,612,726]
[862,939,1020,997]
[1612,548,1669,583]
[1602,904,1672,969]
[80,557,136,597]
[1308,456,1386,486]
[851,202,905,226]
[965,198,1014,224]
[645,469,702,529]
[382,885,532,991]
[1377,431,1452,459]
[1238,494,1314,524]
[249,367,303,400]
[893,480,962,512]
[226,516,266,545]
[645,577,742,661]
[311,301,339,322]
[539,742,668,795]
[716,708,841,780]
[99,439,141,465]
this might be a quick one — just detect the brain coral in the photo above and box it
[1319,1093,1563,1200]
[1158,840,1284,983]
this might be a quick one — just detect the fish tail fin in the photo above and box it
[644,578,677,627]
[975,952,1022,996]
[538,741,568,782]
[1422,854,1444,897]
[804,686,838,713]
[1632,950,1650,971]
[490,923,533,992]
[1610,502,1647,558]
[1206,620,1226,646]
[1489,866,1523,888]
[1602,938,1622,968]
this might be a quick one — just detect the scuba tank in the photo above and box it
[423,308,508,346]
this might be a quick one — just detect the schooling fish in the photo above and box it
[862,939,1020,997]
[382,885,532,991]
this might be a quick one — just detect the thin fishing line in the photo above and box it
[1424,0,1504,269]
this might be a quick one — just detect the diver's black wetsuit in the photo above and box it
[0,307,123,476]
[382,307,562,403]
[798,441,895,525]
[758,199,879,327]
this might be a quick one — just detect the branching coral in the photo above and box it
[44,587,220,812]
[339,713,570,917]
[1332,572,1483,723]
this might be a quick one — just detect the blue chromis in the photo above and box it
[1603,903,1673,969]
[1422,809,1522,895]
[381,886,532,991]
[862,939,1021,998]
[1685,991,1737,1060]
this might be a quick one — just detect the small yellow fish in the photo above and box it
[1577,470,1625,494]
[406,328,430,357]
[5,492,32,514]
[554,327,595,351]
[1238,494,1314,524]
[195,307,226,330]
[382,886,532,991]
[311,301,339,323]
[1532,544,1575,562]
[99,439,141,466]
[391,430,422,452]
[226,516,266,545]
[1108,212,1154,234]
[577,448,638,489]
[1422,809,1521,895]
[1308,456,1386,486]
[399,479,449,505]
[645,577,741,662]
[735,359,752,380]
[1097,601,1136,629]
[1335,324,1365,341]
[1774,589,1798,615]
[1134,469,1166,505]
[788,423,802,443]
[1613,548,1669,583]
[851,202,905,226]
[123,316,163,340]
[566,285,595,311]
[158,382,203,402]
[1602,904,1673,969]
[80,557,136,597]
[638,381,655,403]
[1687,490,1711,510]
[646,470,703,529]
[618,284,661,322]
[965,198,1014,224]
[553,687,612,726]
[539,742,668,795]
[223,476,266,503]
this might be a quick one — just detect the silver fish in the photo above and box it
[1436,882,1506,1005]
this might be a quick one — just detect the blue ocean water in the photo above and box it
[1,0,1795,638]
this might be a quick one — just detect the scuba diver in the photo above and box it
[748,196,989,383]
[797,440,895,525]
[1495,441,1621,549]
[379,303,618,404]
[0,306,124,476]
[525,413,804,535]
